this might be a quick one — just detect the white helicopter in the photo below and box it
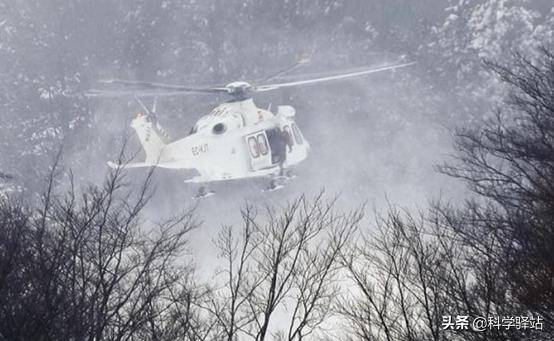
[87,61,414,197]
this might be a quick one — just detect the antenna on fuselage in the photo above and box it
[134,95,151,115]
[133,95,171,142]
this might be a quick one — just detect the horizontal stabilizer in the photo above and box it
[107,161,156,169]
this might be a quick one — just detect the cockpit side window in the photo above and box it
[283,125,294,146]
[291,123,303,144]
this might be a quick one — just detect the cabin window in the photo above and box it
[212,122,226,134]
[248,137,259,158]
[257,134,268,155]
[292,123,303,144]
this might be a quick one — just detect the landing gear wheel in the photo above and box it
[261,176,287,192]
[193,186,215,199]
[270,179,278,190]
[198,186,207,197]
[261,178,284,192]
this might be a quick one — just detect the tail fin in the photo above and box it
[130,113,169,164]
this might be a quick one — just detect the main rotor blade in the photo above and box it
[85,89,210,98]
[97,79,228,94]
[262,56,311,82]
[255,62,415,92]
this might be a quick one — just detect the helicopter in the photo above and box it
[87,61,415,197]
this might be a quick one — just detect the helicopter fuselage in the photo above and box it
[130,98,309,183]
[97,61,416,188]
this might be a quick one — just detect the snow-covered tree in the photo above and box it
[429,0,553,104]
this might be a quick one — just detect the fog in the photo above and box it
[3,0,551,271]
[1,0,553,337]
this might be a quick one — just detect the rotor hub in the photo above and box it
[225,81,254,99]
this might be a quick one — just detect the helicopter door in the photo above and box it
[265,128,282,165]
[245,131,272,171]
